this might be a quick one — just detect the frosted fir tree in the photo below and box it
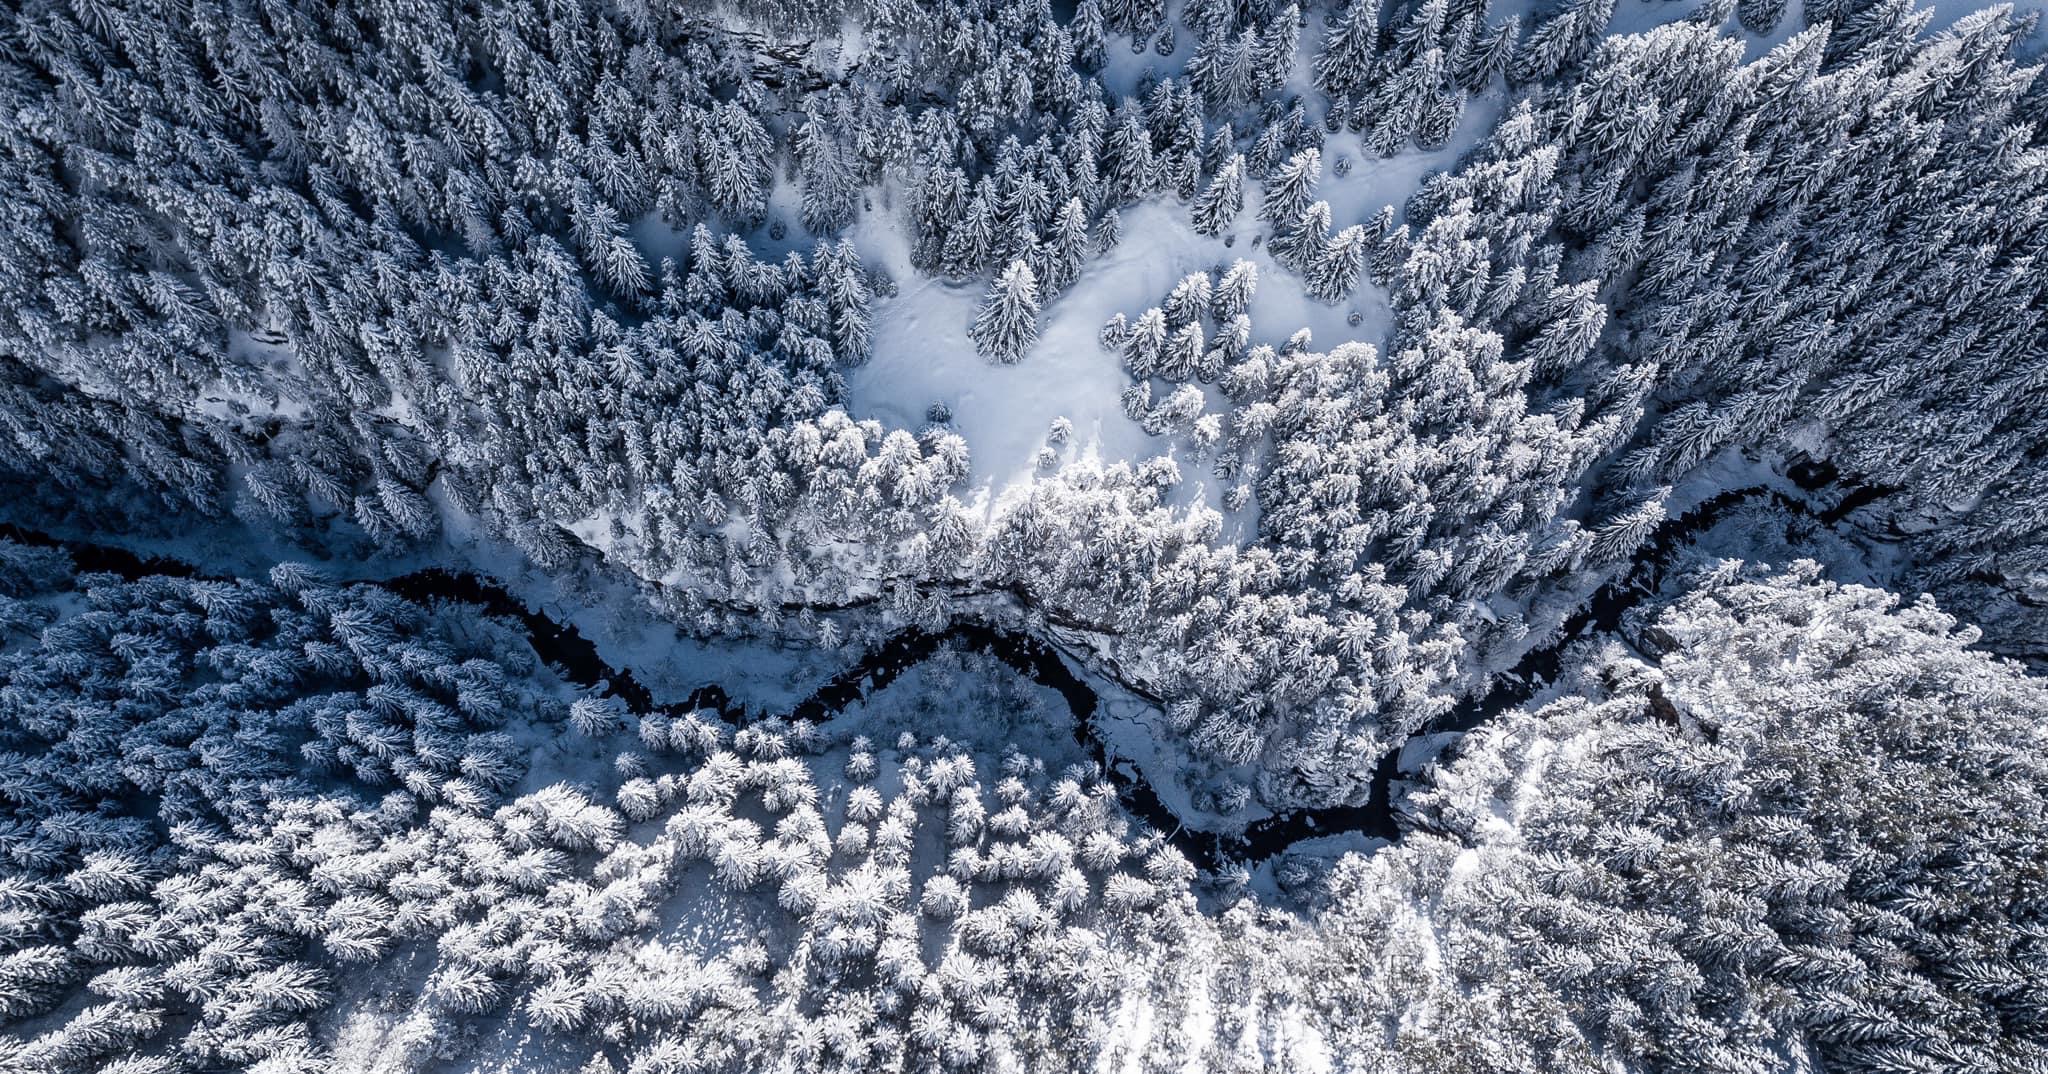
[912,167,968,271]
[1181,0,1232,38]
[1315,0,1382,98]
[1587,487,1669,564]
[683,223,729,312]
[1370,221,1412,284]
[971,260,1041,364]
[1097,206,1123,252]
[1072,0,1110,71]
[1391,0,1450,63]
[1259,148,1320,233]
[795,113,860,235]
[1104,103,1158,205]
[1192,154,1246,236]
[1258,5,1302,86]
[1459,16,1519,89]
[1037,197,1091,295]
[1306,225,1369,303]
[1110,0,1167,40]
[1163,150,1200,204]
[941,184,999,279]
[1527,281,1607,376]
[1737,0,1789,34]
[707,106,772,223]
[1100,310,1132,351]
[1273,200,1333,270]
[1510,0,1618,83]
[1195,325,1232,379]
[1122,307,1169,377]
[1164,272,1213,326]
[1415,89,1464,150]
[819,240,873,364]
[1214,259,1258,320]
[1191,26,1272,111]
[1159,322,1207,381]
[376,478,438,539]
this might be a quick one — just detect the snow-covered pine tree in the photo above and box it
[1316,0,1382,98]
[1215,259,1258,320]
[971,260,1042,364]
[1103,102,1158,205]
[1192,155,1247,236]
[1306,225,1369,303]
[1259,148,1321,236]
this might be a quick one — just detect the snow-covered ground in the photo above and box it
[848,184,1409,531]
[192,328,313,426]
[1315,96,1510,229]
[848,200,1228,518]
[844,54,1521,534]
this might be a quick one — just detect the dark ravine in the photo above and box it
[0,522,216,580]
[1212,482,1815,865]
[379,568,736,718]
[0,524,739,718]
[0,475,1863,874]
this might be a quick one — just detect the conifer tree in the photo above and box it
[1123,308,1169,377]
[1103,103,1158,205]
[1274,200,1333,270]
[1458,12,1523,92]
[1737,0,1789,34]
[1214,260,1259,320]
[1073,0,1110,71]
[1165,273,1213,327]
[1510,0,1617,83]
[1192,155,1246,237]
[1259,148,1321,235]
[1316,0,1382,98]
[942,184,999,279]
[1306,225,1369,303]
[1127,0,1169,39]
[971,260,1041,364]
[1097,207,1124,252]
[1039,198,1092,295]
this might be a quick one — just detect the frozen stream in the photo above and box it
[0,478,1862,873]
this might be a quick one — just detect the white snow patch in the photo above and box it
[848,198,1387,526]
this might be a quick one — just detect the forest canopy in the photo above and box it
[0,0,2045,1068]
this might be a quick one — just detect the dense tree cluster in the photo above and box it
[7,0,2039,817]
[1017,5,2048,809]
[0,557,1225,1071]
[0,541,562,1069]
[1308,562,2048,1073]
[8,542,2039,1073]
[1407,10,2048,640]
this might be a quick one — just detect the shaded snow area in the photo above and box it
[818,646,1097,773]
[1315,94,1509,229]
[1087,658,1269,831]
[433,494,847,713]
[192,328,312,426]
